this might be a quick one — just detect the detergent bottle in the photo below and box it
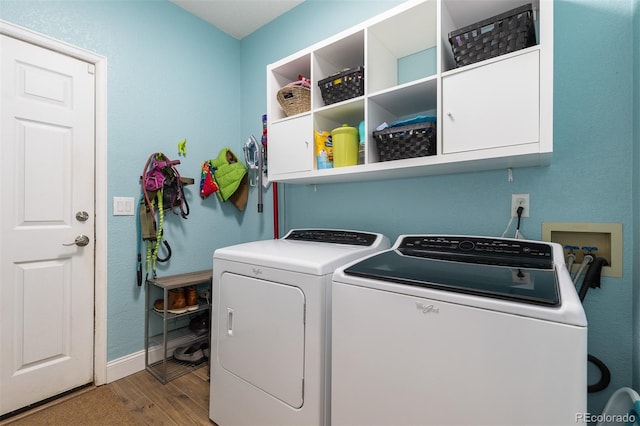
[314,130,333,169]
[358,120,365,164]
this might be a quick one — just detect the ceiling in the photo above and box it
[170,0,305,40]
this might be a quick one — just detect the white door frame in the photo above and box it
[0,20,108,386]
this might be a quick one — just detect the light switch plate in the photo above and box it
[113,197,135,216]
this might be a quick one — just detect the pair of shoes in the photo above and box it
[199,289,211,305]
[189,311,209,336]
[185,286,199,311]
[174,341,208,365]
[154,288,187,314]
[201,341,210,359]
[153,286,199,314]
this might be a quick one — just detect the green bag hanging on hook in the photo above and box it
[210,148,248,211]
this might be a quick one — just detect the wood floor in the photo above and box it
[110,366,214,425]
[2,366,215,426]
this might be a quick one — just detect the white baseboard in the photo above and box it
[106,333,204,383]
[106,350,145,383]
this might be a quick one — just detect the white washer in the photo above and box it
[209,229,390,426]
[331,235,588,426]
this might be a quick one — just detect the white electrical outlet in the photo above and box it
[511,194,530,217]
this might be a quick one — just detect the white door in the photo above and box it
[218,272,305,408]
[0,34,96,415]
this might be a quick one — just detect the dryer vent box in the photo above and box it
[542,222,622,278]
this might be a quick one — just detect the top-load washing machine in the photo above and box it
[209,229,390,426]
[331,235,587,426]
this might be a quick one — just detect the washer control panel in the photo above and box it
[398,236,553,268]
[285,229,378,246]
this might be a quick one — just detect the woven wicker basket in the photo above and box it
[277,86,311,117]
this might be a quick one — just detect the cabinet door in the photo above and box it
[269,115,313,176]
[218,272,305,409]
[442,51,540,154]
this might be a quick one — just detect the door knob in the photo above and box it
[63,235,90,247]
[76,211,89,222]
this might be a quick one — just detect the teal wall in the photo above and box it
[633,0,640,392]
[0,0,247,361]
[241,0,638,416]
[1,0,637,416]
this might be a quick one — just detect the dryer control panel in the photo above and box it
[285,229,378,246]
[398,235,554,269]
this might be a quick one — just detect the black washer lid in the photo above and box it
[344,250,560,306]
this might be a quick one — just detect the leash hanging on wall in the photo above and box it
[137,152,190,285]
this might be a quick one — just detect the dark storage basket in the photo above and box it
[318,67,364,105]
[448,3,536,68]
[373,122,436,162]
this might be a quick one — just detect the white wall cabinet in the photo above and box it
[267,0,552,184]
[442,51,540,154]
[268,113,313,175]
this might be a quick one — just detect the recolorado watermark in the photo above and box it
[576,412,637,423]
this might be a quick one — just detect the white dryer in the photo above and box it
[209,229,390,426]
[331,235,588,426]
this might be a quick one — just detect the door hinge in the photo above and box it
[87,63,95,75]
